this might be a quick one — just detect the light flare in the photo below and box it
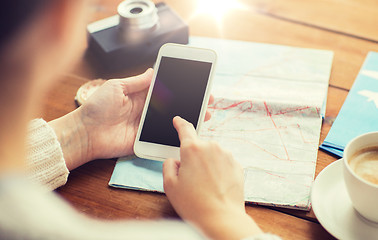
[195,0,245,23]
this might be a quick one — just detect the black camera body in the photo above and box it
[86,1,189,76]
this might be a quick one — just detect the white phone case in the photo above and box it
[134,43,217,161]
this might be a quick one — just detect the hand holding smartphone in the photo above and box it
[134,43,217,161]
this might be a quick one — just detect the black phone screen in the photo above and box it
[139,56,212,147]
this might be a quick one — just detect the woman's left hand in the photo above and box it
[78,69,154,162]
[49,69,213,170]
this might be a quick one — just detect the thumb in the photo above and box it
[163,158,180,192]
[121,68,153,95]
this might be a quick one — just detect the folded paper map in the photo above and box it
[109,37,333,210]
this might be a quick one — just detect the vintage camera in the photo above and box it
[86,0,189,76]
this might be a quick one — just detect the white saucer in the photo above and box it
[311,159,378,240]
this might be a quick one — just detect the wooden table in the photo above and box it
[41,0,378,239]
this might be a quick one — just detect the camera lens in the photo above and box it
[130,7,143,14]
[118,0,158,30]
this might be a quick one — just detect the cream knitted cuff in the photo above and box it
[26,118,69,191]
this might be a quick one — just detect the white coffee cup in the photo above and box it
[343,132,378,223]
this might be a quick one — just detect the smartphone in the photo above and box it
[134,43,217,161]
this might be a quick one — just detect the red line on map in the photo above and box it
[274,106,311,116]
[266,172,286,179]
[226,136,284,160]
[209,100,251,110]
[208,100,253,131]
[209,126,288,134]
[264,102,290,160]
[297,124,314,144]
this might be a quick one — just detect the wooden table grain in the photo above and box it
[41,1,378,239]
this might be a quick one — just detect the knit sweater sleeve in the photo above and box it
[25,118,69,190]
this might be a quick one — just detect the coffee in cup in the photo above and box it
[343,132,378,223]
[348,146,378,186]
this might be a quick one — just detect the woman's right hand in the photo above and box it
[163,116,262,240]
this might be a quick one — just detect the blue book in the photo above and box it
[320,51,378,157]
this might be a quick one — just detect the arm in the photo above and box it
[48,110,89,171]
[0,175,206,240]
[25,69,153,189]
[163,116,265,240]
